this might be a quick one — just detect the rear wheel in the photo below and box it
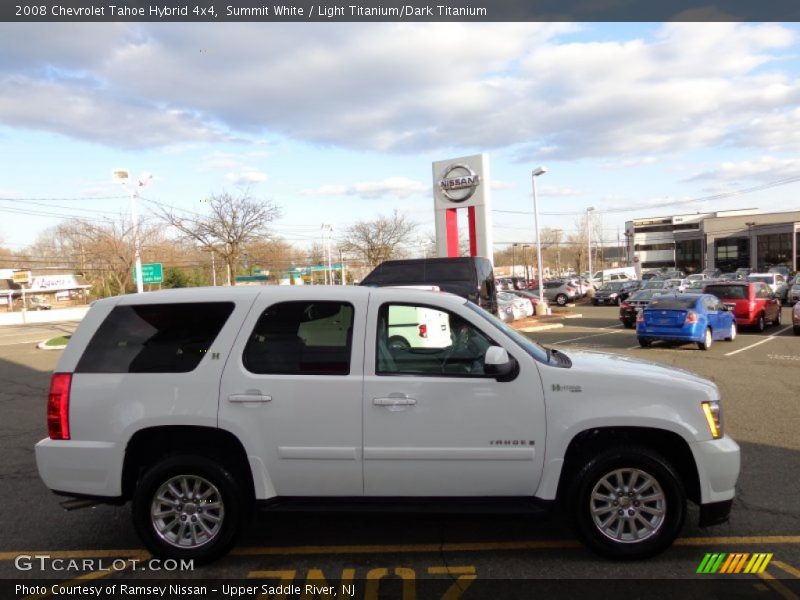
[132,454,247,563]
[794,326,800,336]
[724,322,736,341]
[773,308,781,326]
[756,313,766,333]
[638,337,651,348]
[698,328,713,351]
[556,294,568,306]
[569,445,686,559]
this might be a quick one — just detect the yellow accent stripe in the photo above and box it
[757,572,800,600]
[759,553,774,574]
[772,561,800,579]
[1,535,799,562]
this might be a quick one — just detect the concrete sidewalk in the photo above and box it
[512,309,582,332]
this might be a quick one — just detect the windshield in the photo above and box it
[465,301,549,364]
[647,296,698,310]
[705,285,747,299]
[643,280,665,289]
[629,290,657,301]
[599,282,625,291]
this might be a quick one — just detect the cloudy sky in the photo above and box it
[1,21,800,254]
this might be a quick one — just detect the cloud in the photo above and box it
[301,177,428,200]
[539,185,582,197]
[1,21,799,161]
[225,170,268,185]
[685,156,800,183]
[491,180,515,191]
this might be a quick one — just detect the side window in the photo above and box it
[243,301,354,375]
[757,284,770,299]
[76,302,234,373]
[377,303,494,377]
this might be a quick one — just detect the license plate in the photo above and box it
[655,318,671,326]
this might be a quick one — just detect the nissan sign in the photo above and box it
[438,163,481,203]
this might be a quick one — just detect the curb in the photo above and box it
[562,313,583,319]
[37,340,68,350]
[518,323,565,332]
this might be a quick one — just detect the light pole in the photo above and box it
[522,244,532,282]
[511,243,518,278]
[531,167,548,314]
[321,224,334,285]
[586,206,596,289]
[113,169,152,294]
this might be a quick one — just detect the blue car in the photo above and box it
[636,294,737,350]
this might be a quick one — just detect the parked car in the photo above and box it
[718,272,741,281]
[703,281,782,332]
[593,281,639,306]
[35,285,740,562]
[662,270,686,280]
[663,278,689,293]
[788,278,800,305]
[498,295,523,322]
[505,289,541,307]
[687,274,709,283]
[684,280,706,292]
[747,273,788,299]
[735,267,752,279]
[528,279,577,306]
[641,279,668,291]
[589,267,637,286]
[767,265,791,279]
[636,294,737,350]
[29,296,52,310]
[385,305,451,350]
[497,291,533,318]
[702,269,722,279]
[794,301,800,335]
[619,289,663,328]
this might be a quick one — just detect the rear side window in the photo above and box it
[243,301,354,375]
[647,297,697,310]
[76,302,234,373]
[705,285,747,300]
[363,261,474,284]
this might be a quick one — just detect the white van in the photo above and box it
[590,267,637,284]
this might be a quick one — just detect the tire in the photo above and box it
[132,454,247,563]
[388,336,410,351]
[724,322,736,342]
[556,294,568,306]
[568,445,686,559]
[756,313,765,333]
[638,337,651,348]
[697,328,712,351]
[794,326,800,336]
[623,321,635,329]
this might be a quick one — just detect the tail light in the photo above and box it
[636,311,645,323]
[418,323,427,338]
[47,373,72,440]
[621,303,630,309]
[684,311,699,324]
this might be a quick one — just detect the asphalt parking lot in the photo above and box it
[0,314,798,599]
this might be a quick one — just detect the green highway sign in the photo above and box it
[133,262,163,284]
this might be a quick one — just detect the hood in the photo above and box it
[547,349,719,403]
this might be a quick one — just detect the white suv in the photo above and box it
[36,286,740,562]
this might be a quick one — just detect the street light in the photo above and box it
[113,169,152,294]
[531,166,548,315]
[586,206,596,289]
[321,224,334,285]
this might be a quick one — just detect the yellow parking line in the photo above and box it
[773,561,800,579]
[2,535,799,562]
[757,572,800,600]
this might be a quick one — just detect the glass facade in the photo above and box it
[714,237,749,272]
[676,239,702,274]
[756,233,792,270]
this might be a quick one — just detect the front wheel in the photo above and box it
[756,313,765,333]
[569,445,686,559]
[622,320,635,329]
[132,454,247,563]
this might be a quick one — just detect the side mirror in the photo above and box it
[484,346,518,382]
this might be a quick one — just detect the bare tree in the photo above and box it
[340,210,417,269]
[158,191,280,285]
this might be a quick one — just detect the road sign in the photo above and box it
[133,263,163,284]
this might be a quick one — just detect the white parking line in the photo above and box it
[724,325,793,356]
[553,324,625,344]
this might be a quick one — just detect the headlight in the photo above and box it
[609,293,618,298]
[702,401,722,439]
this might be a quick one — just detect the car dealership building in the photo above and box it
[625,208,800,274]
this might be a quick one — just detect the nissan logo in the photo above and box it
[438,163,481,202]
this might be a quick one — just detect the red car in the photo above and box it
[702,281,782,332]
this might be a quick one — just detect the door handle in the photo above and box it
[228,393,272,403]
[373,397,417,406]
